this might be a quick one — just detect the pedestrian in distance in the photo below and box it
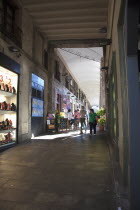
[80,106,86,134]
[67,109,72,130]
[55,110,60,133]
[89,109,97,135]
[74,109,80,130]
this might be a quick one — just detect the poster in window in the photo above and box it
[32,98,44,117]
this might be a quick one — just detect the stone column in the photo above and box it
[126,3,140,210]
[48,46,55,112]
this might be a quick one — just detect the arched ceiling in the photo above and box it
[20,0,109,41]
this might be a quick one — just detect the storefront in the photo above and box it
[0,53,20,150]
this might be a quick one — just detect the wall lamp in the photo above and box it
[8,46,20,52]
[99,27,107,33]
[99,39,112,46]
[101,66,108,71]
[62,72,69,77]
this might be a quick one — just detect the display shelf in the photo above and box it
[0,141,16,149]
[0,110,16,114]
[0,90,16,97]
[0,128,16,133]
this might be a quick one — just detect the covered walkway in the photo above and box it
[0,133,115,210]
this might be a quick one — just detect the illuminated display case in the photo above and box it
[0,66,18,148]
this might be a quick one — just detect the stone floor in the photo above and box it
[0,131,115,210]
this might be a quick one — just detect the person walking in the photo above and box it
[89,109,97,135]
[67,109,72,130]
[74,109,80,130]
[55,110,60,133]
[80,106,86,134]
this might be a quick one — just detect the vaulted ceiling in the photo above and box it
[21,0,109,41]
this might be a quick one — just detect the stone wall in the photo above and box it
[47,48,83,113]
[0,6,48,142]
[105,0,127,179]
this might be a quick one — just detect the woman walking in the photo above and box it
[89,109,97,135]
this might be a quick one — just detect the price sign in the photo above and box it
[0,74,12,85]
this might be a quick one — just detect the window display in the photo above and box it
[0,66,18,148]
[32,98,43,117]
[31,73,44,117]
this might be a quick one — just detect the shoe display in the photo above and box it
[0,66,18,149]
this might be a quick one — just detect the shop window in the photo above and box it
[65,78,69,89]
[0,66,18,148]
[31,74,44,117]
[0,0,22,47]
[54,61,61,82]
[32,88,36,98]
[57,94,60,103]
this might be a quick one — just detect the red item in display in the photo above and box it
[7,103,11,111]
[1,102,5,110]
[9,86,12,92]
[7,132,11,140]
[9,120,12,126]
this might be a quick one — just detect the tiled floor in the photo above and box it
[0,132,115,210]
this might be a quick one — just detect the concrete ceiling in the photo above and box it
[21,0,109,41]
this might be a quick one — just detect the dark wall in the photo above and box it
[0,52,20,74]
[31,117,44,137]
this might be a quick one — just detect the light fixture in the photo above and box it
[62,73,68,76]
[8,46,20,52]
[99,39,112,46]
[99,27,107,33]
[101,66,108,71]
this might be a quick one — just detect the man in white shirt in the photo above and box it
[80,106,86,134]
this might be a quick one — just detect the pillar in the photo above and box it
[48,46,55,112]
[126,2,140,209]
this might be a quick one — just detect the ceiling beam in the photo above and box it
[34,16,107,24]
[39,22,107,30]
[24,1,107,10]
[29,8,108,18]
[47,34,107,41]
[48,38,111,48]
[22,0,108,6]
[41,28,106,35]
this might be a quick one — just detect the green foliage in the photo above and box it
[96,108,106,117]
[98,117,106,126]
